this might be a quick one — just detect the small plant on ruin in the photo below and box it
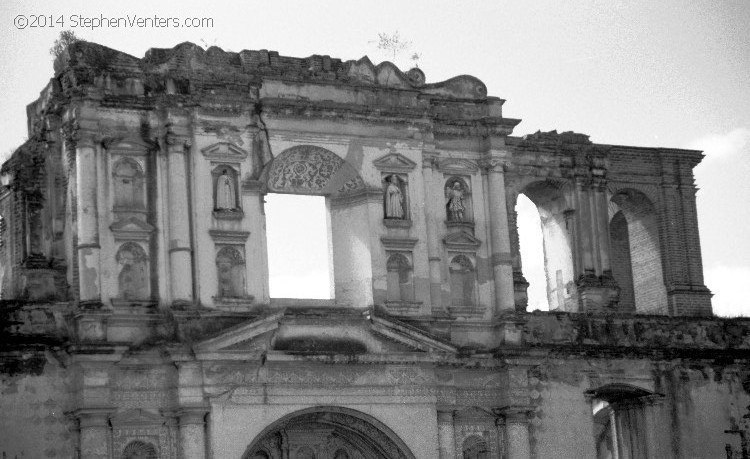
[49,30,82,59]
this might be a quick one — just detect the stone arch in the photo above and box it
[609,188,667,314]
[116,242,149,300]
[265,145,365,196]
[242,406,416,459]
[386,253,413,302]
[516,180,575,311]
[121,440,158,459]
[112,157,146,211]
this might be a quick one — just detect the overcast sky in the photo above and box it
[0,0,747,315]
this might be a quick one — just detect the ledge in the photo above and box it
[212,209,244,220]
[383,218,412,228]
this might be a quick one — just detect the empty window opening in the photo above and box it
[265,193,333,299]
[516,194,548,311]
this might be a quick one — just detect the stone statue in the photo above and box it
[384,175,404,219]
[216,169,236,210]
[446,182,465,221]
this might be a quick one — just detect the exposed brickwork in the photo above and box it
[609,211,635,312]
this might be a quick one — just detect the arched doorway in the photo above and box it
[242,407,416,459]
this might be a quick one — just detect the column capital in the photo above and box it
[165,123,192,152]
[479,157,510,173]
[173,405,209,425]
[422,151,440,169]
[68,407,114,427]
[436,408,456,423]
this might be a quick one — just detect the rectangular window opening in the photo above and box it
[265,193,334,299]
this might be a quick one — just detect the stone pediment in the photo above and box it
[192,309,457,358]
[443,231,482,250]
[193,311,284,354]
[438,158,479,174]
[201,141,249,161]
[110,217,155,241]
[373,152,417,172]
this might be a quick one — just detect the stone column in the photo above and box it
[177,407,208,459]
[422,151,443,313]
[572,178,595,277]
[165,123,194,306]
[592,180,612,276]
[437,409,456,459]
[75,135,102,305]
[502,408,532,459]
[482,157,516,313]
[74,408,111,459]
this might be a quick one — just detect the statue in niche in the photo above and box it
[384,175,404,219]
[216,169,237,210]
[446,181,465,221]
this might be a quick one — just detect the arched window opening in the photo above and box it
[516,193,548,311]
[610,190,666,314]
[588,384,659,459]
[216,246,246,298]
[116,242,149,300]
[386,253,414,302]
[112,158,146,210]
[333,449,350,459]
[462,435,490,459]
[450,254,476,307]
[520,182,575,311]
[121,440,158,459]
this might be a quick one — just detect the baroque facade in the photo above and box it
[0,41,749,459]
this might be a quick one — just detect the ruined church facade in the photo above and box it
[0,41,749,459]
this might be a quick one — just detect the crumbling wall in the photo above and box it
[0,353,75,458]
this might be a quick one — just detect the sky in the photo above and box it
[0,0,747,315]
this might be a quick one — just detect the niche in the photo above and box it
[449,254,477,307]
[216,245,246,298]
[112,158,146,211]
[212,165,241,212]
[115,242,149,300]
[386,252,414,302]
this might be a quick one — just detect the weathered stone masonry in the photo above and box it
[0,41,747,459]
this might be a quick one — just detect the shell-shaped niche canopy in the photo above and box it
[265,145,364,196]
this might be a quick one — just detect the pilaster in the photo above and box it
[422,150,444,314]
[165,122,194,306]
[497,406,533,459]
[437,408,456,459]
[75,134,102,306]
[176,406,209,459]
[71,407,113,459]
[481,153,515,314]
